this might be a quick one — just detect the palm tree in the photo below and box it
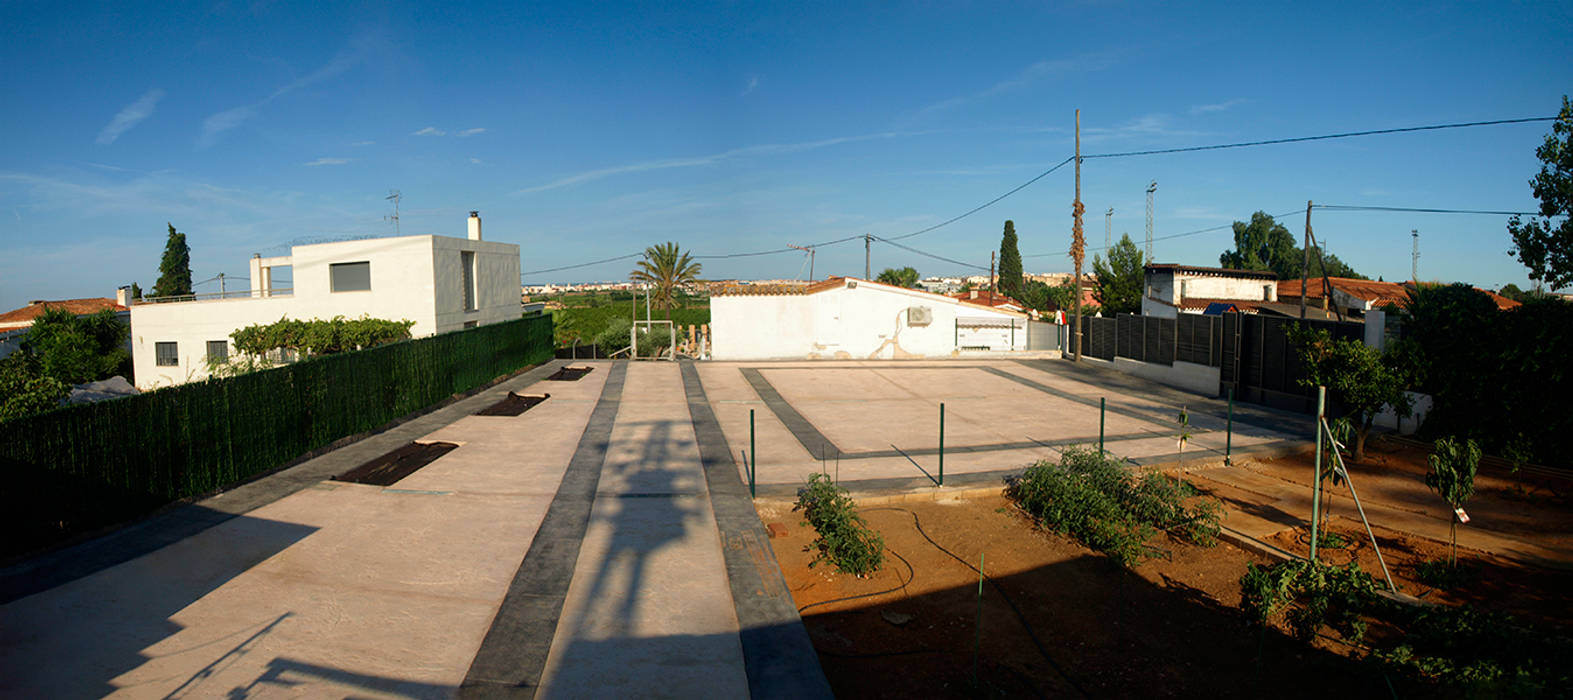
[876,266,920,288]
[629,242,703,318]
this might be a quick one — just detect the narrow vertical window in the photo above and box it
[461,251,477,311]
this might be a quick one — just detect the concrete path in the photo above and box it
[0,360,828,699]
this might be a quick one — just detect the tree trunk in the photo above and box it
[1450,519,1458,567]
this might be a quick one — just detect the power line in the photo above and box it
[1083,116,1560,160]
[1315,204,1546,216]
[523,252,643,276]
[1023,207,1309,258]
[883,156,1076,241]
[873,236,991,272]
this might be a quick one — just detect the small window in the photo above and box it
[463,320,478,329]
[155,342,178,366]
[461,251,477,311]
[330,261,371,292]
[206,340,229,363]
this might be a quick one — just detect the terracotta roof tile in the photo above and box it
[0,298,126,327]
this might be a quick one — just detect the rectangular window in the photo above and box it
[463,320,478,329]
[206,340,229,363]
[461,251,477,311]
[330,261,371,292]
[155,342,178,366]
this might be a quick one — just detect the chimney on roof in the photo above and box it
[116,286,132,307]
[468,211,482,241]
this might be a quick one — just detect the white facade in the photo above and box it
[711,278,1028,360]
[1141,265,1278,318]
[131,215,520,389]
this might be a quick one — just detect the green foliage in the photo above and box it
[152,222,192,298]
[551,306,710,348]
[998,220,1023,300]
[629,242,703,317]
[1426,437,1480,510]
[1219,211,1365,280]
[21,307,130,385]
[230,316,414,359]
[1285,323,1410,460]
[1090,233,1145,314]
[0,352,68,422]
[1239,559,1378,642]
[593,317,632,356]
[1005,447,1221,566]
[1020,278,1077,311]
[875,266,920,288]
[1372,604,1571,695]
[794,473,885,576]
[1507,96,1573,289]
[129,282,142,300]
[1415,558,1479,589]
[0,316,553,548]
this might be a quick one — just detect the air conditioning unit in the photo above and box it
[907,306,933,326]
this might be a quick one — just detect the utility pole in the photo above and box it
[864,234,872,280]
[385,190,402,236]
[1411,230,1420,282]
[788,244,816,280]
[1072,110,1085,363]
[1105,207,1113,249]
[989,251,997,305]
[1145,181,1157,262]
[218,272,226,298]
[1301,201,1312,320]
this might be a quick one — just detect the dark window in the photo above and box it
[155,342,178,366]
[461,251,477,311]
[463,320,478,329]
[330,261,371,292]
[206,340,229,363]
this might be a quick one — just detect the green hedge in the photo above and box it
[1,315,551,549]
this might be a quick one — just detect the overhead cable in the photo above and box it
[1084,116,1559,160]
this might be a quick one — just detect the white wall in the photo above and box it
[711,280,1023,360]
[1110,357,1221,396]
[1180,274,1277,303]
[131,233,521,389]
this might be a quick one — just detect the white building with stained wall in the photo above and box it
[130,212,520,389]
[710,276,1041,360]
[1140,264,1279,318]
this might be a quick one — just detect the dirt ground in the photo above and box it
[760,493,1387,699]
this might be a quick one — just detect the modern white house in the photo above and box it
[1140,264,1279,318]
[130,212,521,389]
[710,276,1037,360]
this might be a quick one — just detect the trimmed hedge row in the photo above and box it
[0,315,552,504]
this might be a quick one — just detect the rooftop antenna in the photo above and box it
[1105,207,1113,249]
[1145,181,1157,262]
[385,190,402,236]
[1411,229,1420,282]
[787,244,816,280]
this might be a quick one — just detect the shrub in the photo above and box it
[593,317,632,356]
[1238,559,1378,642]
[1005,447,1222,566]
[793,473,884,576]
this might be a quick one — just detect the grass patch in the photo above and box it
[1004,447,1222,566]
[794,473,884,576]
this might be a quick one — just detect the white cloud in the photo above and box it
[457,127,486,137]
[469,157,483,165]
[352,140,375,146]
[741,74,759,96]
[304,157,350,166]
[412,126,445,136]
[914,53,1119,118]
[515,131,931,194]
[97,89,165,144]
[199,106,258,145]
[198,32,383,147]
[1190,99,1246,115]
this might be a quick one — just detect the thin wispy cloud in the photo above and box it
[412,126,445,136]
[97,89,165,144]
[741,74,759,96]
[469,157,483,165]
[352,140,375,146]
[457,127,486,137]
[1082,113,1206,143]
[199,33,383,146]
[1190,98,1246,115]
[515,131,933,194]
[914,53,1119,119]
[304,157,349,166]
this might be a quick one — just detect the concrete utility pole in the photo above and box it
[864,234,872,280]
[1105,207,1113,249]
[1301,201,1313,320]
[1145,182,1157,262]
[989,251,997,305]
[788,244,815,280]
[1072,110,1086,363]
[1412,229,1420,282]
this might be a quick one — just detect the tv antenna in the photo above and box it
[1411,229,1420,282]
[1104,207,1113,249]
[787,244,816,280]
[385,190,402,236]
[1145,181,1157,261]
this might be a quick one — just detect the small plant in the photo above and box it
[1006,447,1222,566]
[1425,436,1480,566]
[1175,405,1192,467]
[1415,558,1480,590]
[794,473,884,576]
[1239,559,1378,642]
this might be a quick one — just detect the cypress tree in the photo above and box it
[152,223,192,298]
[998,220,1023,300]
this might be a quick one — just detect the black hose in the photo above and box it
[796,547,915,615]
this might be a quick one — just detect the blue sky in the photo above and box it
[2,1,1570,311]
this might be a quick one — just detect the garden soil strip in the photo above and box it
[331,441,458,487]
[545,366,594,381]
[475,392,551,416]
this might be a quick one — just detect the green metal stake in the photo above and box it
[1099,397,1106,454]
[1310,386,1326,562]
[972,551,985,688]
[938,402,946,487]
[749,409,756,499]
[1225,387,1234,465]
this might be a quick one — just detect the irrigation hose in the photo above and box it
[796,547,915,615]
[859,506,1092,699]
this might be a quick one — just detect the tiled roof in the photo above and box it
[948,290,1026,308]
[0,298,126,327]
[1277,277,1410,308]
[711,282,809,296]
[1479,289,1522,311]
[1177,297,1264,313]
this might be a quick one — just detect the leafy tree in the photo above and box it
[152,223,192,298]
[130,282,142,300]
[1090,233,1145,314]
[230,316,414,359]
[998,220,1023,300]
[0,351,68,422]
[1507,96,1573,290]
[1021,278,1076,311]
[21,307,130,385]
[629,242,702,318]
[1220,212,1366,281]
[1425,437,1480,566]
[1286,324,1410,461]
[1496,282,1527,302]
[875,266,919,288]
